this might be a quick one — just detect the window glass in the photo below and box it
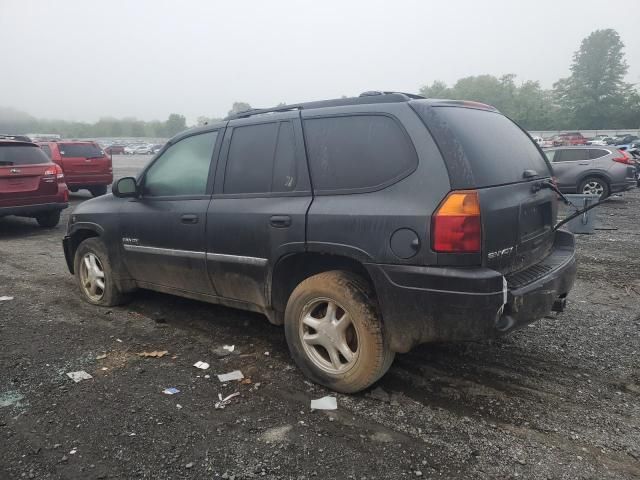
[557,149,588,162]
[40,144,52,158]
[0,145,51,166]
[224,121,298,194]
[303,115,417,192]
[589,149,609,159]
[59,143,103,158]
[544,150,556,162]
[144,131,217,196]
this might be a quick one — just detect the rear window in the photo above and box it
[0,145,51,166]
[303,115,418,193]
[415,105,551,187]
[59,143,103,158]
[40,144,52,158]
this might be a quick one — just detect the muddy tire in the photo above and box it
[284,271,394,393]
[89,185,108,197]
[35,210,61,228]
[579,177,609,199]
[74,238,129,307]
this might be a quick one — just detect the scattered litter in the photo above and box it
[193,361,210,370]
[66,371,93,383]
[204,374,210,379]
[101,367,108,371]
[240,378,252,385]
[215,392,240,409]
[186,462,194,469]
[116,338,123,343]
[69,449,77,455]
[211,345,237,358]
[129,432,136,436]
[367,386,390,403]
[217,370,244,382]
[223,345,235,352]
[310,396,337,410]
[176,404,182,410]
[0,296,14,301]
[138,350,168,358]
[264,351,270,356]
[162,387,180,395]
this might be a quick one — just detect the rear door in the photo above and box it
[0,143,58,208]
[206,112,311,307]
[411,102,557,274]
[57,142,110,177]
[550,148,590,190]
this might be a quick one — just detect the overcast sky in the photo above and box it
[2,0,639,123]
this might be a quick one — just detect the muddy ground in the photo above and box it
[1,156,639,479]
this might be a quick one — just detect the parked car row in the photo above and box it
[100,141,164,155]
[531,132,639,148]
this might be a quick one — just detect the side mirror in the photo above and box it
[112,177,138,198]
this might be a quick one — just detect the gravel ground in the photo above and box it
[1,156,639,479]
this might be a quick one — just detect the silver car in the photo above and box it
[544,146,636,199]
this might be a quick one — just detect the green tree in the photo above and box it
[164,113,187,136]
[227,102,252,117]
[553,29,635,129]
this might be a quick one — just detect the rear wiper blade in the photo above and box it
[534,180,575,207]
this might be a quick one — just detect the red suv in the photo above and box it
[0,140,69,227]
[38,141,113,196]
[552,132,587,146]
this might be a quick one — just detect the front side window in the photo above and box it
[144,131,217,196]
[303,115,417,193]
[223,121,298,194]
[556,149,588,162]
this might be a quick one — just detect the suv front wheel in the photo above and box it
[74,238,129,306]
[284,271,394,393]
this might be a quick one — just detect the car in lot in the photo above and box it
[104,144,126,155]
[149,143,164,154]
[544,146,636,198]
[38,141,113,197]
[124,144,152,155]
[552,132,587,146]
[0,139,68,227]
[62,92,577,393]
[586,135,614,146]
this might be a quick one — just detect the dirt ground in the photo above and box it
[1,156,639,479]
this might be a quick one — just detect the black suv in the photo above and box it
[62,92,577,393]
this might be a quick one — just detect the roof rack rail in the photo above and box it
[224,91,425,120]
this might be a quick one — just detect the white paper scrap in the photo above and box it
[310,396,337,410]
[217,370,244,382]
[222,345,235,352]
[66,371,93,383]
[193,361,210,370]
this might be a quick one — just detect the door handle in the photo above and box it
[181,214,199,224]
[578,162,589,165]
[270,215,291,228]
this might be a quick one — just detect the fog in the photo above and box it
[2,0,639,123]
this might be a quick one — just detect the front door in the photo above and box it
[548,148,590,190]
[120,129,222,295]
[206,113,312,307]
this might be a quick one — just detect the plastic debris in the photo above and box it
[138,350,168,358]
[215,392,240,409]
[223,345,235,352]
[69,448,77,455]
[176,404,182,409]
[310,396,337,410]
[240,378,252,384]
[217,370,244,382]
[66,371,93,383]
[0,296,14,301]
[193,361,210,370]
[96,354,107,360]
[204,374,210,379]
[264,351,270,356]
[162,387,180,395]
[116,338,123,343]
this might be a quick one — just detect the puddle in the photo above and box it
[0,391,25,408]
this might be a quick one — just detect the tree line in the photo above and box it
[1,29,638,138]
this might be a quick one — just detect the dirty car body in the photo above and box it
[62,93,577,392]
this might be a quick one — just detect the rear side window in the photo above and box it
[303,115,417,193]
[589,149,609,159]
[224,121,298,194]
[59,143,103,158]
[556,149,588,162]
[414,105,551,187]
[40,144,52,158]
[0,145,51,166]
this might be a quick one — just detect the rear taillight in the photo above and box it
[431,190,481,253]
[613,150,633,165]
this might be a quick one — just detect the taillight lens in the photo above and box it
[432,190,481,253]
[613,150,633,165]
[54,163,64,179]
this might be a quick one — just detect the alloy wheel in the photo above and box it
[79,252,106,301]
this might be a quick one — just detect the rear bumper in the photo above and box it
[366,230,577,353]
[0,202,68,218]
[66,173,113,187]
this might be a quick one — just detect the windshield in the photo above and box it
[59,143,103,158]
[0,145,51,166]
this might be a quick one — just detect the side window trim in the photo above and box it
[301,112,418,196]
[138,128,224,200]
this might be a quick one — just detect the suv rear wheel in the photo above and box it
[579,177,609,199]
[284,271,394,393]
[35,210,61,228]
[74,238,128,306]
[89,185,108,197]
